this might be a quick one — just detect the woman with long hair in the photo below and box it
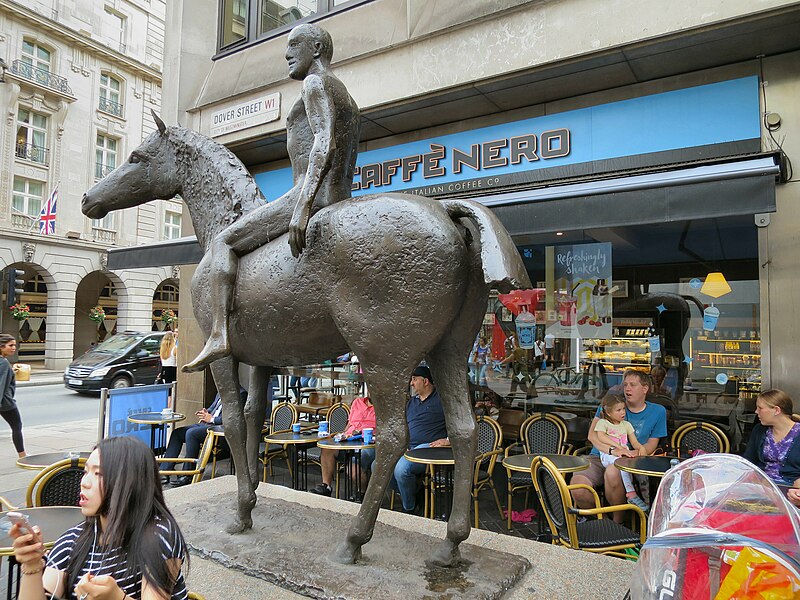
[743,389,800,487]
[9,436,188,599]
[159,331,178,384]
[0,333,25,458]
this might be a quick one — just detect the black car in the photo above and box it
[64,331,166,393]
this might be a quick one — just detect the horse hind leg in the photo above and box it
[425,343,476,567]
[210,356,256,533]
[245,365,272,492]
[332,364,412,565]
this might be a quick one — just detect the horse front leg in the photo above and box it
[245,365,272,491]
[210,356,255,533]
[332,367,410,565]
[427,346,477,567]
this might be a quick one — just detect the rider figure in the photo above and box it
[184,23,360,372]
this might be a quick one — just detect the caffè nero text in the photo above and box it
[352,128,570,191]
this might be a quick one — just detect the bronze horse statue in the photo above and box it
[82,117,531,566]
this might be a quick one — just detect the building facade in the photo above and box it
[0,0,182,369]
[157,0,800,413]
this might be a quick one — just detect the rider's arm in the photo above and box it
[299,75,336,209]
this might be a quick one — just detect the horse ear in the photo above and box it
[151,109,167,135]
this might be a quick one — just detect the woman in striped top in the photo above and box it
[9,436,188,599]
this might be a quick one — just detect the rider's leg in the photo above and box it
[184,194,297,372]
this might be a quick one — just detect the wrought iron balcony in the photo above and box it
[98,96,123,117]
[10,60,73,95]
[15,142,49,165]
[95,163,117,179]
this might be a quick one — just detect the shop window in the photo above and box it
[15,107,49,165]
[99,73,123,117]
[163,209,182,240]
[95,133,118,180]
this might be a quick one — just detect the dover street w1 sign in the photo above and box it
[210,93,280,137]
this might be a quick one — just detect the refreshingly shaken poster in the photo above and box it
[547,242,612,339]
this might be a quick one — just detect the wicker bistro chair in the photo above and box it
[260,401,299,481]
[504,412,570,530]
[26,457,87,507]
[471,416,504,528]
[305,402,351,489]
[157,430,216,484]
[531,456,646,558]
[670,421,730,458]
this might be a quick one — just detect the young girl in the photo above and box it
[594,395,649,511]
[10,436,188,599]
[159,331,178,384]
[0,333,26,458]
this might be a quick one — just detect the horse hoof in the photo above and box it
[225,518,251,534]
[330,541,362,565]
[428,541,462,568]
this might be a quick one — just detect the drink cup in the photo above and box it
[363,428,374,444]
[318,421,329,437]
[703,305,720,332]
[161,408,173,418]
[292,422,302,434]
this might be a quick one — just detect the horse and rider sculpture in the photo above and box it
[82,23,530,568]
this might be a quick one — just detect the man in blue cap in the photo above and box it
[392,364,449,514]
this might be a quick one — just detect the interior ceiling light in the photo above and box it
[556,232,564,236]
[700,272,732,298]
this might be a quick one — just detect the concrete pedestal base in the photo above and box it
[165,477,635,599]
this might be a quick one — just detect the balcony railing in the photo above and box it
[10,60,73,95]
[92,227,117,244]
[11,213,37,230]
[95,163,117,180]
[98,97,123,117]
[15,142,49,166]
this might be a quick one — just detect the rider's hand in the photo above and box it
[289,201,312,258]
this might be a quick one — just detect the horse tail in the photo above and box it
[440,199,532,293]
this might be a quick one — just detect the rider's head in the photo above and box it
[286,24,333,80]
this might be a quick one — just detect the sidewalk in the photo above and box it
[16,364,65,388]
[0,417,98,508]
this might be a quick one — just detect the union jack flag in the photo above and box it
[38,184,58,235]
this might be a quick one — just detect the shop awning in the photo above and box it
[483,156,780,238]
[108,156,779,270]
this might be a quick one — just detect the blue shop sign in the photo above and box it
[254,77,759,200]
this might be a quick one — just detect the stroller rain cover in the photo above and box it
[629,454,800,599]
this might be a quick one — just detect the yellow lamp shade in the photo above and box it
[700,272,732,298]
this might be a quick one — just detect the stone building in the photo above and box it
[0,0,181,370]
[118,1,800,409]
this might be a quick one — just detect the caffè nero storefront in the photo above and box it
[109,76,782,445]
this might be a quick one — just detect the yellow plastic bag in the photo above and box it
[13,363,31,382]
[714,546,800,600]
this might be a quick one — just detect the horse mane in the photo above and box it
[167,126,266,249]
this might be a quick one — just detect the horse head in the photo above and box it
[83,112,180,220]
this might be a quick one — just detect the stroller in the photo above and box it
[629,454,800,600]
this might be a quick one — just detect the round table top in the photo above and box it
[404,446,453,465]
[0,506,83,556]
[127,412,186,425]
[615,455,677,477]
[736,413,757,424]
[317,437,375,450]
[264,430,324,445]
[16,452,92,470]
[552,411,577,421]
[502,453,588,474]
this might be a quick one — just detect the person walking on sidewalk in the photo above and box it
[0,334,25,458]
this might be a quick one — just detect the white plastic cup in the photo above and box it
[318,421,329,437]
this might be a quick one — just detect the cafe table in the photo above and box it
[16,451,92,470]
[0,506,83,600]
[317,437,375,501]
[263,430,321,491]
[404,447,455,520]
[127,412,186,455]
[501,453,588,535]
